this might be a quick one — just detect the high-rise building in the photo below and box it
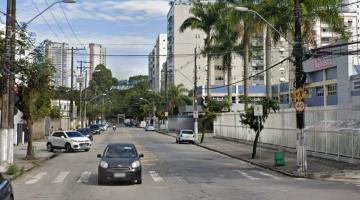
[148,34,167,93]
[45,42,72,88]
[89,43,106,80]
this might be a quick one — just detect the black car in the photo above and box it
[89,124,101,135]
[0,173,14,200]
[77,128,94,141]
[97,143,144,185]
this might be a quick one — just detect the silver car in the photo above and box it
[176,130,195,144]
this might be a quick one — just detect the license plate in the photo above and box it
[113,173,126,178]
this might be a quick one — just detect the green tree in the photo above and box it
[89,64,113,95]
[16,59,54,160]
[240,97,279,159]
[180,1,223,99]
[199,98,230,143]
[167,84,191,115]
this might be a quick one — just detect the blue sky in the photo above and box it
[0,0,170,80]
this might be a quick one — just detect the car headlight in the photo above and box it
[100,161,108,168]
[131,160,140,168]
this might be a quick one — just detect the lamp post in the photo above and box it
[25,0,76,26]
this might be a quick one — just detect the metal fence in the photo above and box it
[214,107,360,159]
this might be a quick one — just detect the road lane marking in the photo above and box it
[256,171,282,180]
[25,172,47,184]
[52,171,70,184]
[77,171,91,183]
[233,170,260,180]
[149,171,164,182]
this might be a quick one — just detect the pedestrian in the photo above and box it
[113,124,116,132]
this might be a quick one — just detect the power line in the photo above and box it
[30,0,64,43]
[59,3,83,46]
[44,0,74,46]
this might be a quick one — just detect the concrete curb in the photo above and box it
[155,130,302,178]
[10,153,60,180]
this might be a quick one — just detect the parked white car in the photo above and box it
[145,125,155,131]
[176,130,195,144]
[47,131,92,152]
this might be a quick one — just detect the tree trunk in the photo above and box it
[26,118,35,160]
[206,54,211,99]
[200,120,206,143]
[251,129,260,159]
[227,54,232,105]
[243,28,249,109]
[265,26,272,98]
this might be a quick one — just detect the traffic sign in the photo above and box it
[193,110,199,119]
[254,105,263,116]
[292,88,307,102]
[295,101,305,112]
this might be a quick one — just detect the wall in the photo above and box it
[168,115,193,131]
[214,106,360,159]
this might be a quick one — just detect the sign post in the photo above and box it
[254,105,263,159]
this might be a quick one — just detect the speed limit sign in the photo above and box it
[295,101,305,112]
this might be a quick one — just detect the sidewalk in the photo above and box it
[157,130,360,183]
[0,140,59,180]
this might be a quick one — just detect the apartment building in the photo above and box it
[148,34,167,93]
[45,42,72,88]
[89,43,106,80]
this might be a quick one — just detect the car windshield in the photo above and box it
[66,132,83,138]
[182,131,193,135]
[91,125,99,129]
[104,145,137,158]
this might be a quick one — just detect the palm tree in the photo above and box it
[179,1,222,99]
[212,5,241,104]
[167,84,190,115]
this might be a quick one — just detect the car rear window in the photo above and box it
[104,145,137,158]
[182,130,193,135]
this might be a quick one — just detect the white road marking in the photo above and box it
[256,171,282,180]
[52,171,70,184]
[295,178,307,181]
[25,172,47,184]
[77,171,91,183]
[149,171,164,182]
[233,170,260,180]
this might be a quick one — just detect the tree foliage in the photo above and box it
[240,97,280,159]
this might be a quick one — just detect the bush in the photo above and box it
[6,164,20,175]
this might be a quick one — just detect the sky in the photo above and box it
[0,0,170,80]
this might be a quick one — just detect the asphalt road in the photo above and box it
[13,127,360,200]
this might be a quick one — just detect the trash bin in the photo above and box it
[32,146,38,157]
[274,152,285,166]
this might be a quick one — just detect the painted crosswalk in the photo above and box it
[23,169,285,185]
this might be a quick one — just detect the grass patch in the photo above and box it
[5,164,20,175]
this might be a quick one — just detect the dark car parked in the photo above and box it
[89,124,101,135]
[77,128,94,141]
[97,143,144,185]
[0,173,14,200]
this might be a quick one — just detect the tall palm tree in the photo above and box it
[179,1,222,99]
[257,0,348,98]
[212,5,241,104]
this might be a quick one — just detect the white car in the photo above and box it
[47,131,92,152]
[176,130,195,144]
[145,125,155,131]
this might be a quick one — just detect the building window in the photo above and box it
[354,81,360,90]
[215,65,223,71]
[327,84,337,96]
[316,87,324,97]
[215,76,224,81]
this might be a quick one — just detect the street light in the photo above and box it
[25,0,76,26]
[234,7,293,45]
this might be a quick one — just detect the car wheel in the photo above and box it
[84,149,90,152]
[98,176,106,185]
[136,178,142,184]
[46,143,53,152]
[65,143,72,153]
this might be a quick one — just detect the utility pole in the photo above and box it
[265,26,272,98]
[83,70,88,127]
[1,0,16,164]
[193,48,198,142]
[69,47,74,129]
[293,0,307,174]
[77,61,90,128]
